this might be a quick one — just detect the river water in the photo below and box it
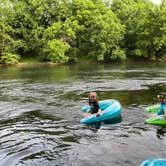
[0,62,165,166]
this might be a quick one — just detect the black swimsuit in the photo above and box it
[90,101,100,114]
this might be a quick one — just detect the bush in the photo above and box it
[44,39,70,63]
[111,47,126,60]
[0,53,20,65]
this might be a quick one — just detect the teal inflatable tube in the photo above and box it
[140,158,166,166]
[80,99,122,124]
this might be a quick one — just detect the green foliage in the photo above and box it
[111,47,126,60]
[152,0,166,59]
[44,39,70,63]
[0,53,20,65]
[70,0,125,61]
[111,0,166,60]
[0,0,22,64]
[1,0,166,64]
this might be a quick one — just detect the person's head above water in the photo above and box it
[88,91,99,104]
[157,92,166,103]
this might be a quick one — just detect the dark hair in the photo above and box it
[157,92,166,99]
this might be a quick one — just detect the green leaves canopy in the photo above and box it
[0,0,166,64]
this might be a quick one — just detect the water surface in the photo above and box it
[0,62,166,166]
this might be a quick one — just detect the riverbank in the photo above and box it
[0,57,166,68]
[0,58,65,67]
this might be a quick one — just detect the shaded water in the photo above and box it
[0,62,166,166]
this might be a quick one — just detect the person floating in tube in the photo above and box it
[83,92,102,117]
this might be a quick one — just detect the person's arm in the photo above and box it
[96,109,102,117]
[83,109,92,117]
[88,109,92,114]
[163,104,166,118]
[164,109,166,119]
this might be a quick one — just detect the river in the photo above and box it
[0,62,165,166]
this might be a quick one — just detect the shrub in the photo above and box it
[0,53,20,65]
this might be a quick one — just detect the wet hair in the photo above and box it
[88,91,99,105]
[157,92,166,100]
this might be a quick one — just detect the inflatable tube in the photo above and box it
[145,104,166,126]
[145,115,166,126]
[140,158,166,166]
[80,99,122,124]
[145,104,160,113]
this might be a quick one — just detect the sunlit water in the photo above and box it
[0,62,166,166]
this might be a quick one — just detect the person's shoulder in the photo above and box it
[162,103,166,109]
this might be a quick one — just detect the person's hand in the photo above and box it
[96,113,100,117]
[150,113,157,118]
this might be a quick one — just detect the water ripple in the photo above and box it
[0,63,166,166]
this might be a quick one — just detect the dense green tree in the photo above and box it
[11,0,44,57]
[11,0,75,61]
[111,0,166,61]
[152,0,166,60]
[0,0,20,64]
[0,0,166,64]
[71,0,125,61]
[111,0,144,57]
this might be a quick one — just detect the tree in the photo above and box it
[111,0,166,61]
[0,0,20,64]
[71,0,125,61]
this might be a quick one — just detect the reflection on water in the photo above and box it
[156,128,166,140]
[0,62,166,166]
[86,117,122,132]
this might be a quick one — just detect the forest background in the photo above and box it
[0,0,166,65]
